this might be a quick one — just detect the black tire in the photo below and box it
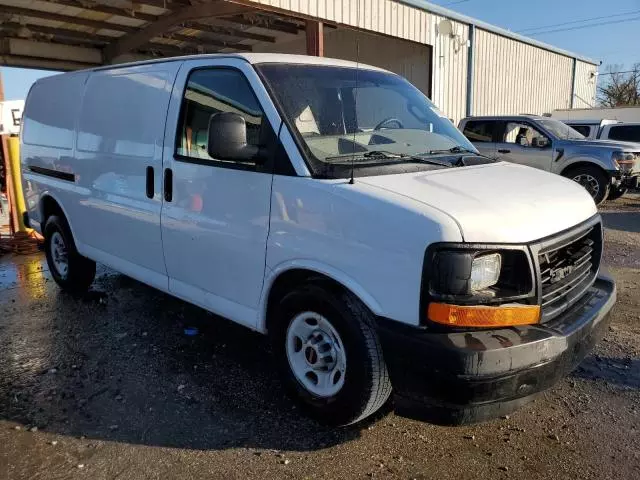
[607,186,627,201]
[563,165,610,205]
[270,283,392,426]
[44,215,96,292]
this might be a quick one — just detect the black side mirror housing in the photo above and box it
[207,112,261,163]
[532,137,549,148]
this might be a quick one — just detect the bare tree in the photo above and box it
[598,64,640,107]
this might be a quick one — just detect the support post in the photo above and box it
[306,20,324,57]
[570,58,577,109]
[465,24,475,117]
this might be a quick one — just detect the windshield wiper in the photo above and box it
[325,150,407,161]
[362,150,407,158]
[426,145,477,155]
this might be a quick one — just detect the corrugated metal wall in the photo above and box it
[430,17,468,123]
[248,0,596,122]
[472,29,574,116]
[255,28,432,95]
[249,0,473,121]
[573,60,598,108]
[251,0,433,43]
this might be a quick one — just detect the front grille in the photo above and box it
[536,220,602,322]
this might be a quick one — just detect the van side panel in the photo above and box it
[21,72,89,234]
[70,64,180,289]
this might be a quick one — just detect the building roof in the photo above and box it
[400,0,598,65]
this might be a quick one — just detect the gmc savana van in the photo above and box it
[21,54,615,425]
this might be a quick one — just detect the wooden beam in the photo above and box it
[42,0,157,23]
[103,1,252,62]
[1,5,138,33]
[222,15,302,35]
[0,22,115,46]
[182,21,276,43]
[166,32,252,52]
[305,20,323,56]
[43,1,273,45]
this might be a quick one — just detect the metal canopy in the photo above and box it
[0,0,307,71]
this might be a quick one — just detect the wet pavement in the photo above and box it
[1,195,639,479]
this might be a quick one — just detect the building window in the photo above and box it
[176,68,263,161]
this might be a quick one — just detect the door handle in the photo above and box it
[146,166,154,199]
[164,168,173,202]
[498,149,511,154]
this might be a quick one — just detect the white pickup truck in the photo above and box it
[21,54,615,425]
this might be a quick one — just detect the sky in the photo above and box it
[2,0,640,101]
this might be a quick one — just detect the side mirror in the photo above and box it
[207,112,260,163]
[532,137,549,148]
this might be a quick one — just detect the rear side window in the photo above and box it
[23,74,85,149]
[462,120,495,142]
[607,125,640,142]
[176,68,263,161]
[570,125,591,137]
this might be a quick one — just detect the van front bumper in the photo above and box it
[378,274,616,425]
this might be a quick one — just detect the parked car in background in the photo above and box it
[561,119,640,145]
[599,122,640,144]
[561,119,619,140]
[21,54,616,426]
[459,115,640,203]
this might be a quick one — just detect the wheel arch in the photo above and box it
[260,262,383,334]
[560,159,611,178]
[38,193,79,244]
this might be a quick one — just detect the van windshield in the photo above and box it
[257,64,477,178]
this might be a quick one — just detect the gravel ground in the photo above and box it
[1,194,639,480]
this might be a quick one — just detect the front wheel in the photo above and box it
[563,165,610,205]
[44,215,96,292]
[270,283,392,426]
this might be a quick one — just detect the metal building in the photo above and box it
[0,0,598,123]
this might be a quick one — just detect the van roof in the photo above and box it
[49,53,390,75]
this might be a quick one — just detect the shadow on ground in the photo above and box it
[572,354,640,390]
[0,260,381,451]
[600,211,640,234]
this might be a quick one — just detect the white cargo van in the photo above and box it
[21,54,615,426]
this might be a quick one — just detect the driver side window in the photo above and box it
[503,122,547,147]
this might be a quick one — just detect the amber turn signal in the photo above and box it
[428,303,540,327]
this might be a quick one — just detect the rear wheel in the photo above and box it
[563,165,610,205]
[607,186,627,201]
[44,215,96,292]
[270,283,392,426]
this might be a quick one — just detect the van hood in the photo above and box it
[357,162,597,243]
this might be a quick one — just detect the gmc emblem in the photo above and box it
[549,265,574,284]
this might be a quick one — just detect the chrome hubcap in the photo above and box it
[50,231,69,279]
[572,174,600,198]
[286,312,346,397]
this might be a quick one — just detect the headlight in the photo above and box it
[428,248,533,298]
[470,253,501,291]
[612,151,635,171]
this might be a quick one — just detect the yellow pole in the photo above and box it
[6,136,28,232]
